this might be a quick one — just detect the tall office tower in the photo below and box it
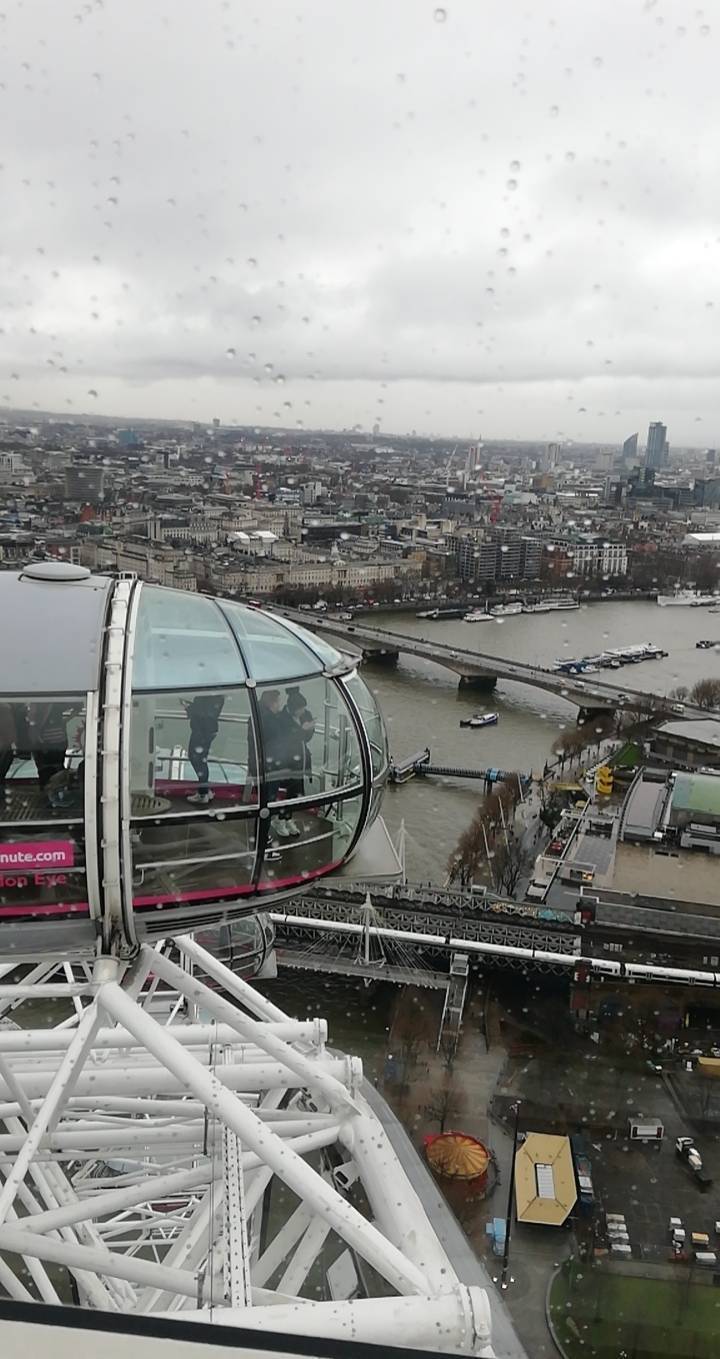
[622,432,638,463]
[645,421,667,470]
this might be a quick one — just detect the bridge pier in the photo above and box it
[577,704,614,726]
[362,647,399,667]
[457,672,498,693]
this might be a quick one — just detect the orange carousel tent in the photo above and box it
[423,1131,490,1187]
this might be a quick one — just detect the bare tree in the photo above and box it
[552,729,587,764]
[447,774,524,887]
[424,1085,462,1134]
[690,678,720,710]
[493,833,534,897]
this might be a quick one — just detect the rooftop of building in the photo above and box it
[670,770,720,818]
[655,718,720,750]
[611,840,720,909]
[514,1132,577,1227]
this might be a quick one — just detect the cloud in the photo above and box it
[0,0,719,442]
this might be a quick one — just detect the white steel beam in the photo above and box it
[252,1202,313,1288]
[0,1003,102,1227]
[134,1186,222,1314]
[9,1129,340,1239]
[97,979,430,1297]
[4,1113,133,1310]
[175,936,290,1023]
[15,1166,215,1234]
[0,1112,336,1136]
[0,986,90,999]
[222,1123,252,1308]
[5,1204,61,1305]
[340,1110,456,1293]
[0,1056,353,1102]
[145,948,359,1112]
[179,1288,494,1355]
[277,1213,332,1297]
[0,1222,213,1301]
[0,1020,326,1053]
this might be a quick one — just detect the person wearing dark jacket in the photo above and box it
[28,703,69,791]
[183,694,226,804]
[285,689,315,791]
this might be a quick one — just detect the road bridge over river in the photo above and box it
[272,606,713,720]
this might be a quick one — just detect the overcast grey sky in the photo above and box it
[3,0,720,443]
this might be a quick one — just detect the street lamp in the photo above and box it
[501,1099,522,1291]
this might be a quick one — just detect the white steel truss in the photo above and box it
[0,937,494,1356]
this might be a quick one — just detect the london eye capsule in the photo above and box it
[0,564,390,957]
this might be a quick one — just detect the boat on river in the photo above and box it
[523,593,579,613]
[554,643,666,674]
[416,607,466,620]
[490,600,523,617]
[463,609,493,622]
[459,711,499,728]
[657,589,718,607]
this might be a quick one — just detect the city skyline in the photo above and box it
[2,1,720,442]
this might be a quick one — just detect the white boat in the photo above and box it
[548,593,580,611]
[523,594,579,614]
[459,711,499,728]
[490,600,523,617]
[657,590,718,607]
[463,609,493,622]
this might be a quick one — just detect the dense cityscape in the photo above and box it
[2,413,720,603]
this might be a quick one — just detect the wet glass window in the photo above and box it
[132,586,242,690]
[131,814,257,913]
[274,613,347,671]
[128,686,257,815]
[255,676,363,806]
[0,697,86,825]
[259,793,363,892]
[219,600,324,681]
[343,673,389,780]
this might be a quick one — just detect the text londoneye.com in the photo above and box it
[0,841,75,870]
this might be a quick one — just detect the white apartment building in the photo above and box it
[568,540,628,577]
[149,518,223,546]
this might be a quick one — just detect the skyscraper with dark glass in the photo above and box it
[645,421,668,470]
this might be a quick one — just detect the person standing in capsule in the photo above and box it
[183,694,225,804]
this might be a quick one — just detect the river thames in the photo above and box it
[354,598,719,880]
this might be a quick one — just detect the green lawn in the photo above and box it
[549,1264,720,1358]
